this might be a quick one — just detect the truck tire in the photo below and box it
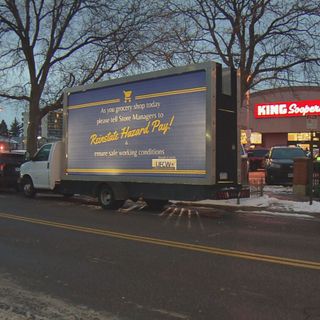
[22,176,36,198]
[98,185,124,210]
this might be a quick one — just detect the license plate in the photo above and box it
[288,173,293,178]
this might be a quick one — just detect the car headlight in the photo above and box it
[270,162,281,168]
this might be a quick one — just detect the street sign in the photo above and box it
[306,115,318,131]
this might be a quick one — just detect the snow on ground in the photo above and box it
[0,274,118,320]
[194,185,320,214]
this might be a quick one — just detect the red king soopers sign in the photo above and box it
[254,100,320,118]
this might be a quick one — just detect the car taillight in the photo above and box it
[0,163,4,172]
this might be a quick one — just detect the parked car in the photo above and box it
[0,150,26,191]
[265,146,307,185]
[247,148,269,171]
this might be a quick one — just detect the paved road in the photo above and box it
[0,192,319,320]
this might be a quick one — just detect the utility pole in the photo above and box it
[309,131,314,205]
[306,115,318,205]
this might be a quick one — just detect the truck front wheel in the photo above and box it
[22,177,36,198]
[98,185,124,210]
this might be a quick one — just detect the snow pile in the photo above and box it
[263,185,293,195]
[195,185,320,214]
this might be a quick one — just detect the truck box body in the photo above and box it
[63,61,238,186]
[20,61,244,207]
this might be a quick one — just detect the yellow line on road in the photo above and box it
[1,212,319,271]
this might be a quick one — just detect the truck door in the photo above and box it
[30,144,52,189]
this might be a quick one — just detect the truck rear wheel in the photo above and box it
[98,185,124,210]
[22,177,36,198]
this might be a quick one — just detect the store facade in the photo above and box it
[239,86,320,151]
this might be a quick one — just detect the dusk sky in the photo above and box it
[0,102,25,125]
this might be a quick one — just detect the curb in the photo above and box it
[171,201,319,218]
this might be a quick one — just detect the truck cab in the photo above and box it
[20,142,63,196]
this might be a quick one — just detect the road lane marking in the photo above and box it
[1,212,320,271]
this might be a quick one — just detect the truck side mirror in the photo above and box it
[24,151,33,162]
[24,152,30,161]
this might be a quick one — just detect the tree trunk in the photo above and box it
[26,100,41,157]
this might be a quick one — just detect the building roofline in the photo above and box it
[250,86,319,97]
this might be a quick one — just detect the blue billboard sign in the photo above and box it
[66,70,208,178]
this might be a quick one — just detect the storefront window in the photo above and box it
[288,132,311,141]
[251,132,262,144]
[241,130,248,144]
[241,130,262,145]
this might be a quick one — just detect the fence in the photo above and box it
[313,162,320,196]
[247,175,265,198]
[247,162,320,199]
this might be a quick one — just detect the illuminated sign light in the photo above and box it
[254,100,320,118]
[152,158,177,170]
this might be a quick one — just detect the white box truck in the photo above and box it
[20,61,246,209]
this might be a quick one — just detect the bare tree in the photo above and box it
[164,0,320,97]
[0,0,168,155]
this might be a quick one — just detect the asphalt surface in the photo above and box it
[0,191,319,320]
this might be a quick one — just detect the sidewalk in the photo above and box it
[177,185,320,218]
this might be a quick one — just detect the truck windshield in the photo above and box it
[33,144,52,161]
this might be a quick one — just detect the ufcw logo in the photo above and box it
[123,90,133,103]
[152,159,177,170]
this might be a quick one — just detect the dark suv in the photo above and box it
[0,151,26,191]
[265,146,307,185]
